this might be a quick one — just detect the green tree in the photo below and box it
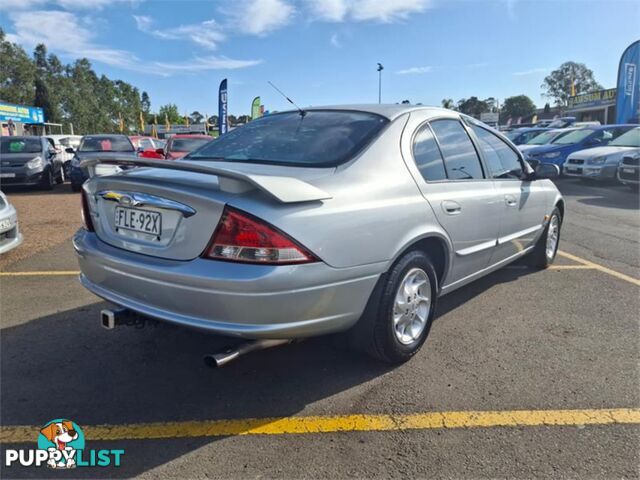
[542,61,602,107]
[0,28,36,105]
[456,97,490,117]
[158,103,181,124]
[141,91,151,114]
[501,95,536,121]
[441,98,455,110]
[190,111,204,124]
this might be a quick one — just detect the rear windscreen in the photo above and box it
[187,110,389,167]
[170,138,211,152]
[0,138,41,154]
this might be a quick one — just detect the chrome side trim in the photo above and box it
[456,239,497,256]
[497,224,542,245]
[98,190,196,218]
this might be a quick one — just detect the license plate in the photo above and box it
[566,167,579,172]
[623,168,635,174]
[0,173,16,178]
[115,206,162,235]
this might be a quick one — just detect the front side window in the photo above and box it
[170,138,211,153]
[552,128,593,145]
[412,124,447,181]
[471,125,523,179]
[429,119,484,180]
[188,110,389,167]
[609,128,640,147]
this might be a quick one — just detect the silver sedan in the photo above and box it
[0,191,22,255]
[74,105,563,363]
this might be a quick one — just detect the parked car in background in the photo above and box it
[0,190,22,254]
[617,152,640,191]
[564,127,640,181]
[524,125,637,172]
[74,105,563,365]
[518,128,579,155]
[0,136,64,190]
[163,134,213,159]
[547,117,577,128]
[129,136,164,159]
[505,127,550,145]
[68,135,137,192]
[46,134,82,177]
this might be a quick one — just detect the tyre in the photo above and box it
[350,250,438,364]
[55,165,65,184]
[527,206,562,269]
[40,167,54,191]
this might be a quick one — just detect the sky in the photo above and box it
[1,0,639,116]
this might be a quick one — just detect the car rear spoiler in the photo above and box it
[80,157,332,204]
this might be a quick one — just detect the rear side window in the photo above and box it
[188,110,389,167]
[471,125,523,179]
[430,119,484,180]
[412,124,447,181]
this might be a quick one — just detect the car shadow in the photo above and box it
[0,301,390,478]
[2,183,74,196]
[554,178,639,210]
[0,261,542,478]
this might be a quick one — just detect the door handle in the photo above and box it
[504,195,517,207]
[442,200,462,215]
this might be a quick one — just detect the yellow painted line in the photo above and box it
[548,265,596,270]
[0,271,79,277]
[1,408,639,443]
[558,250,640,287]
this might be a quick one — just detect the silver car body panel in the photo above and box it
[75,105,563,338]
[0,192,23,255]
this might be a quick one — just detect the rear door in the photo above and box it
[467,122,548,264]
[402,114,501,286]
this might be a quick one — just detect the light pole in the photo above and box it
[377,63,384,104]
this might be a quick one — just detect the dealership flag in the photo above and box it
[616,40,640,124]
[219,79,228,135]
[139,112,145,133]
[251,96,262,120]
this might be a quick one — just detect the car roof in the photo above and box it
[170,134,211,138]
[280,104,451,121]
[1,135,43,141]
[81,134,130,139]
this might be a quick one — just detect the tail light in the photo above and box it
[81,190,95,232]
[203,206,317,265]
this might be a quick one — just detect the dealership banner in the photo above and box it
[616,40,640,124]
[218,79,228,135]
[0,102,44,123]
[251,96,262,120]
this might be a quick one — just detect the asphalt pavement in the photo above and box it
[0,178,638,479]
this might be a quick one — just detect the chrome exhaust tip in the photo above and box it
[204,339,292,368]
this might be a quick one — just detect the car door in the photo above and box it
[467,122,548,264]
[401,114,502,286]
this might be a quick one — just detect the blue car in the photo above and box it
[504,127,551,145]
[524,124,638,172]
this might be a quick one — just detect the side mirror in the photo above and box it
[65,147,75,154]
[535,163,560,179]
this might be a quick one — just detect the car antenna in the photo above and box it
[268,81,306,117]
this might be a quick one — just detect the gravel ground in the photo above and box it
[0,185,80,270]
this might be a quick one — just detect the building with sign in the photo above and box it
[0,101,46,135]
[566,88,617,124]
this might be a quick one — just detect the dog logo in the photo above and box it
[37,419,85,469]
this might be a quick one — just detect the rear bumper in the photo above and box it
[73,230,381,338]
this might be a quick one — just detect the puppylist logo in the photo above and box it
[4,419,124,469]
